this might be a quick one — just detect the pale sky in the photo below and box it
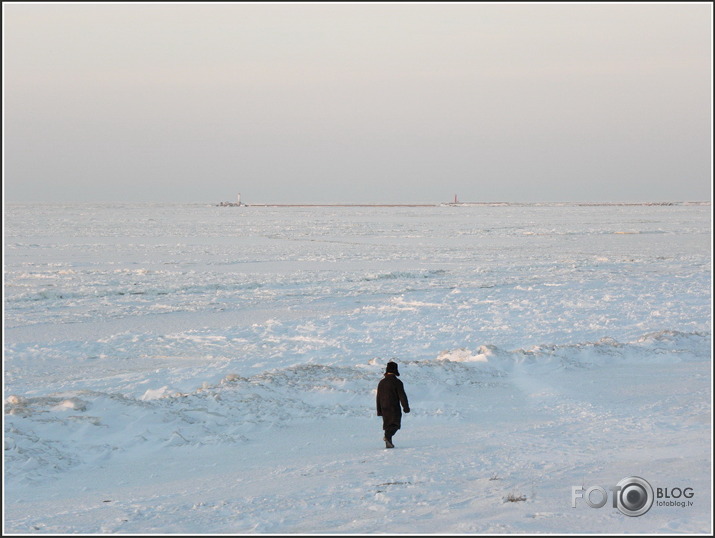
[3,2,712,203]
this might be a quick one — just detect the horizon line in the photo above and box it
[219,200,712,207]
[4,200,712,207]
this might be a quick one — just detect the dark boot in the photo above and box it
[383,435,394,448]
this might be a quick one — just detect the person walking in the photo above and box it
[376,361,410,448]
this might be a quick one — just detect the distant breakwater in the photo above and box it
[216,201,708,208]
[243,203,440,207]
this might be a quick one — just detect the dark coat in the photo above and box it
[376,373,410,431]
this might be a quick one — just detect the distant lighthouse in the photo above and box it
[237,193,242,205]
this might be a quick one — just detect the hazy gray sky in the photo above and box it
[3,2,712,203]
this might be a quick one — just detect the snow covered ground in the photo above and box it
[3,202,712,534]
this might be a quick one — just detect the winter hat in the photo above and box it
[385,361,400,376]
